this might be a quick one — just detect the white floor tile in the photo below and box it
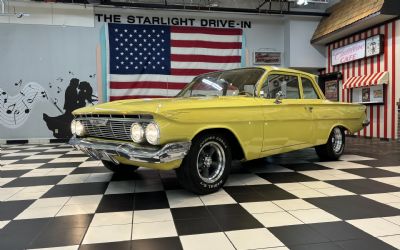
[133,208,173,223]
[166,190,203,208]
[180,232,235,250]
[316,161,371,169]
[91,211,133,226]
[287,188,326,198]
[290,208,340,224]
[134,179,164,193]
[224,174,271,186]
[131,221,177,240]
[363,193,400,204]
[30,197,70,208]
[240,201,283,214]
[24,154,62,160]
[16,206,61,220]
[378,234,400,249]
[339,155,376,161]
[28,245,79,250]
[82,224,132,244]
[348,218,400,237]
[317,187,355,196]
[56,203,99,216]
[0,220,10,229]
[253,211,303,227]
[199,190,236,206]
[226,228,284,249]
[273,199,316,211]
[66,195,103,205]
[105,181,135,195]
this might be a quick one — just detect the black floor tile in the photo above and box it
[327,179,399,194]
[213,213,263,231]
[3,175,65,187]
[162,177,182,190]
[39,162,81,168]
[14,159,53,164]
[134,191,169,210]
[59,153,87,158]
[48,214,94,228]
[207,204,249,217]
[281,163,331,171]
[257,172,317,183]
[131,237,183,250]
[0,200,34,220]
[0,169,30,178]
[290,242,343,250]
[42,182,109,198]
[80,241,131,250]
[270,224,330,246]
[0,218,50,250]
[174,217,220,235]
[71,167,110,174]
[30,226,88,249]
[306,195,400,220]
[96,193,134,213]
[171,206,210,220]
[224,185,297,203]
[335,237,397,250]
[342,168,400,178]
[308,221,372,241]
[352,159,400,168]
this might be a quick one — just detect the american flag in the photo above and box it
[107,23,243,101]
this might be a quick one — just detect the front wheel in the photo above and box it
[101,160,139,173]
[315,127,345,161]
[176,133,232,195]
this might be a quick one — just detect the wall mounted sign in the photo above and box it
[332,40,365,66]
[253,51,281,65]
[332,34,385,66]
[366,34,384,57]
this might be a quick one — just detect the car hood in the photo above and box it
[73,96,260,116]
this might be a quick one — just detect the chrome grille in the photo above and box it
[75,114,152,141]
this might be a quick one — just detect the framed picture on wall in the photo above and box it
[253,51,281,65]
[351,85,384,104]
[324,79,339,101]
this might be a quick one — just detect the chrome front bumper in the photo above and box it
[69,137,191,164]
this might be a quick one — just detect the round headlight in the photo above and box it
[145,122,160,145]
[71,120,77,135]
[130,123,145,143]
[75,120,85,136]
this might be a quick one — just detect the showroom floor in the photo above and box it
[0,138,400,250]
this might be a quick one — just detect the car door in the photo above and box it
[299,75,328,145]
[260,72,314,152]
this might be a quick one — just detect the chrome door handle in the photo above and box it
[306,106,313,112]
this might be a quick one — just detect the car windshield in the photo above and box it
[176,68,265,97]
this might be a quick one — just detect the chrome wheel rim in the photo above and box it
[332,128,343,154]
[196,141,225,183]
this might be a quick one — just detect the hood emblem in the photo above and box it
[90,119,108,126]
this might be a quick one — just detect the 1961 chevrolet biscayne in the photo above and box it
[70,66,369,194]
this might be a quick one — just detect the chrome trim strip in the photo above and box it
[69,137,191,164]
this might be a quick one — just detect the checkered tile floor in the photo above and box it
[1,138,400,250]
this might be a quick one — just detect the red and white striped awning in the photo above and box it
[343,71,389,89]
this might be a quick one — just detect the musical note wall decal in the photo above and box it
[0,82,46,128]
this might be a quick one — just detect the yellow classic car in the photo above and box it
[70,66,369,194]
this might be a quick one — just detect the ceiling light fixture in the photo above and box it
[297,0,309,5]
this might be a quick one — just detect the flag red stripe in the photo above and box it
[110,81,186,90]
[110,95,168,101]
[171,68,218,76]
[171,54,241,63]
[171,26,242,35]
[391,21,396,139]
[171,40,242,49]
[384,23,388,139]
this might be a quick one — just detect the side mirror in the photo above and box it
[274,91,284,104]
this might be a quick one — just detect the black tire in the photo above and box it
[176,132,232,195]
[101,160,139,173]
[315,127,345,161]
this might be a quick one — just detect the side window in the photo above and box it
[301,77,319,99]
[261,74,300,99]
